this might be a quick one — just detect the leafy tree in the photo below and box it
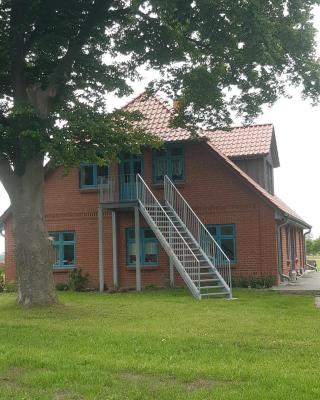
[313,238,320,254]
[0,0,320,305]
[306,236,320,255]
[306,238,314,255]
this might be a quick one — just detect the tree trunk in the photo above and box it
[9,158,57,306]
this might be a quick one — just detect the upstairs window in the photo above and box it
[80,164,109,188]
[49,232,75,269]
[266,161,274,195]
[153,145,185,183]
[126,228,159,266]
[206,224,236,263]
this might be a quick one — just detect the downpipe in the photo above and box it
[303,227,311,271]
[277,217,290,282]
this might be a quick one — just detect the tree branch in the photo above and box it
[23,2,58,56]
[49,0,111,89]
[10,0,28,102]
[0,155,16,197]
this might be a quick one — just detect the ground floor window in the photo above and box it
[49,232,76,268]
[205,224,236,263]
[126,228,159,266]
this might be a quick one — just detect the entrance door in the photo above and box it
[119,154,143,201]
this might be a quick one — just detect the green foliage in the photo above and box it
[4,281,17,293]
[306,237,320,255]
[55,282,69,291]
[0,1,320,176]
[232,275,276,289]
[0,268,5,292]
[68,269,89,292]
[0,268,17,292]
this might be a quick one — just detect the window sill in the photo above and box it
[79,188,98,193]
[53,267,76,273]
[126,265,159,270]
[152,181,185,188]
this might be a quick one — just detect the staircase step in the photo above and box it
[201,292,229,297]
[200,285,224,290]
[194,278,220,282]
[200,285,224,289]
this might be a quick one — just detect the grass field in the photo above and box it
[0,289,320,400]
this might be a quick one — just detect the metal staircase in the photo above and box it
[136,174,232,299]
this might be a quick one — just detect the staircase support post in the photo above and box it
[98,206,105,293]
[169,258,175,287]
[134,206,142,291]
[111,210,119,289]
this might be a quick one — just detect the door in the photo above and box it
[119,154,143,200]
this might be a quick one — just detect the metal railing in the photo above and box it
[99,175,137,203]
[136,174,202,291]
[164,175,232,293]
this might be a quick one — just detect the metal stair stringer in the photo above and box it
[136,174,202,299]
[164,175,232,299]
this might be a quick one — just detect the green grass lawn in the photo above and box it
[0,289,320,400]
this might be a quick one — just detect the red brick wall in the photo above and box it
[4,141,280,288]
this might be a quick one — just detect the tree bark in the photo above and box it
[9,158,57,306]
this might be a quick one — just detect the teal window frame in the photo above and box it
[153,144,185,183]
[126,228,159,267]
[50,231,76,269]
[205,224,236,263]
[80,164,109,188]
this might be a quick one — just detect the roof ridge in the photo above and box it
[154,93,174,113]
[205,123,273,134]
[123,90,173,114]
[122,91,148,110]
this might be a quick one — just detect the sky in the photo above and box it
[1,8,320,253]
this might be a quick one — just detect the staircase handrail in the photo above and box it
[164,175,230,260]
[136,174,201,265]
[164,175,232,291]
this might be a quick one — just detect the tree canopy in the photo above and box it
[1,0,320,178]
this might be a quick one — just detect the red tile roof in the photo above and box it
[125,92,309,227]
[125,92,191,141]
[125,92,274,159]
[205,125,274,159]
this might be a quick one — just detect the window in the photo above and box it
[153,145,184,183]
[80,164,108,188]
[49,232,75,268]
[126,228,159,266]
[266,161,274,194]
[206,224,236,263]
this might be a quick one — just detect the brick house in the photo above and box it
[0,93,311,299]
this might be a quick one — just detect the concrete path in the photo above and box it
[272,270,320,294]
